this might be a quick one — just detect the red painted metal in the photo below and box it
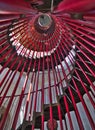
[57,0,95,13]
[0,0,95,130]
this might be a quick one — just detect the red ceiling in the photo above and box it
[57,0,95,13]
[0,0,95,14]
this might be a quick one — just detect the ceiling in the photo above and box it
[0,0,95,14]
[30,0,62,12]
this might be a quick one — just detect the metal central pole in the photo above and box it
[51,0,54,12]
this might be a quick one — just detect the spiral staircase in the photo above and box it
[0,0,95,130]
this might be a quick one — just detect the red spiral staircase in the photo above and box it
[0,0,95,130]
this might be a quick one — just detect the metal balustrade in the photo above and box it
[0,0,95,130]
